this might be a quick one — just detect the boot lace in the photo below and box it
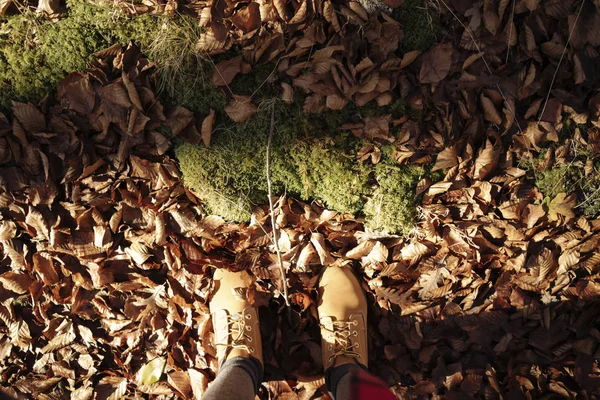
[216,312,255,353]
[321,320,360,363]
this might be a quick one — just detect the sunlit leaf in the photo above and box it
[224,95,258,122]
[138,356,167,385]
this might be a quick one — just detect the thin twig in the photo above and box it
[537,0,585,124]
[505,0,515,64]
[266,104,290,307]
[438,0,523,135]
[205,53,235,98]
[576,184,600,209]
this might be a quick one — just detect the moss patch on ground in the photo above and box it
[364,163,426,234]
[175,102,370,222]
[535,161,600,218]
[392,0,440,53]
[524,142,600,218]
[146,17,227,114]
[0,1,223,115]
[176,96,431,233]
[0,0,161,112]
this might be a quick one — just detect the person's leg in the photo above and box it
[317,265,396,400]
[329,365,397,400]
[204,268,263,399]
[203,356,262,400]
[327,363,363,399]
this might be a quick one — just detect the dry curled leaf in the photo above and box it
[201,109,215,148]
[480,94,502,125]
[400,50,422,69]
[323,0,340,32]
[212,56,242,87]
[326,94,349,110]
[188,369,208,399]
[419,44,452,84]
[196,29,225,53]
[281,82,294,103]
[548,193,576,221]
[224,95,258,122]
[11,102,46,133]
[0,271,32,294]
[0,220,16,240]
[573,53,585,84]
[96,376,128,400]
[0,0,12,15]
[432,146,458,171]
[474,140,498,180]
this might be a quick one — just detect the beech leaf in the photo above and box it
[432,146,458,171]
[0,220,16,240]
[212,56,242,87]
[11,102,46,133]
[201,109,215,148]
[548,193,576,221]
[138,356,166,385]
[480,94,502,125]
[224,95,258,122]
[419,44,452,84]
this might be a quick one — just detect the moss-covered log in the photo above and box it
[175,102,431,234]
[0,0,164,111]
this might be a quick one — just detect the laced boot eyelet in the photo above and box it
[246,326,252,331]
[248,337,253,342]
[245,314,252,320]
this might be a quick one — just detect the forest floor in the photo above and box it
[1,0,600,398]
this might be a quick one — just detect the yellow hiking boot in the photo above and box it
[317,265,368,371]
[210,269,263,369]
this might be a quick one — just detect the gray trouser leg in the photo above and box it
[202,356,262,400]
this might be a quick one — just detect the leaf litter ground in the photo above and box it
[1,0,600,399]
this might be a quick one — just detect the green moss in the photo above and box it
[392,0,440,53]
[13,295,32,308]
[174,61,431,232]
[525,147,600,218]
[145,16,226,114]
[39,1,158,74]
[176,103,299,221]
[536,164,579,202]
[175,93,432,233]
[291,136,370,213]
[364,163,425,234]
[0,0,160,112]
[175,103,371,221]
[0,14,50,111]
